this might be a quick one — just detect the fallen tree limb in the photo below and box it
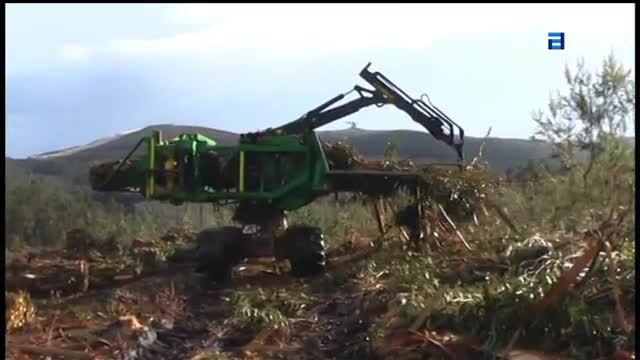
[16,344,93,359]
[484,199,521,235]
[531,236,603,316]
[438,204,473,251]
[467,126,492,170]
[604,240,631,334]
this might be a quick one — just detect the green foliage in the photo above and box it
[6,176,103,248]
[418,166,497,221]
[375,54,636,357]
[526,54,635,229]
[321,53,636,358]
[225,287,316,332]
[4,172,235,249]
[359,230,635,356]
[533,54,634,147]
[289,195,378,246]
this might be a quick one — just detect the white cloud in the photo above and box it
[61,44,91,62]
[58,4,635,62]
[131,4,528,55]
[166,3,635,37]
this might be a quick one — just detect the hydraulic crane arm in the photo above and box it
[360,63,465,161]
[265,63,465,162]
[267,86,385,135]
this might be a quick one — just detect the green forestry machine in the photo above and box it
[89,63,465,284]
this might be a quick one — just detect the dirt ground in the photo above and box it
[5,225,636,360]
[5,233,394,360]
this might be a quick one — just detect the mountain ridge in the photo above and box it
[6,124,634,188]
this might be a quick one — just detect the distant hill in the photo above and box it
[6,124,633,188]
[7,125,238,186]
[30,124,240,163]
[319,129,556,171]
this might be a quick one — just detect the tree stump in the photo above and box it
[65,228,96,258]
[78,260,90,293]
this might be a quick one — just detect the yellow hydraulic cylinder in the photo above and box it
[239,151,245,192]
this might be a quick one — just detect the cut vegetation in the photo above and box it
[5,55,635,360]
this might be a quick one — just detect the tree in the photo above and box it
[530,53,635,225]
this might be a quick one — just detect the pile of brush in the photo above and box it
[323,141,416,171]
[322,141,499,222]
[416,165,498,221]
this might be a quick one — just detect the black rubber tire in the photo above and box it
[194,226,244,284]
[285,225,327,278]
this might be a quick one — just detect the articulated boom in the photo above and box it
[266,63,464,162]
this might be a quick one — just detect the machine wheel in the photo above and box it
[284,225,327,277]
[194,226,244,284]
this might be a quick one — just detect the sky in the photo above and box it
[5,3,636,158]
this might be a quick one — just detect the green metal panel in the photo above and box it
[93,130,332,211]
